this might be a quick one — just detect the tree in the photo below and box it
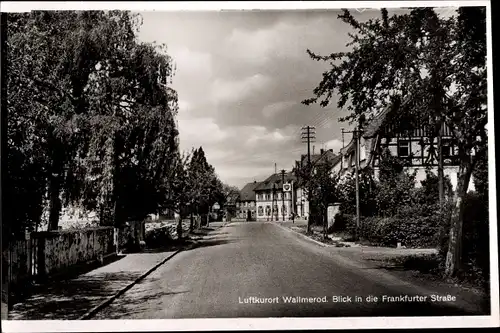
[6,11,180,235]
[309,164,340,238]
[303,7,487,277]
[294,154,339,233]
[375,149,417,217]
[185,147,220,231]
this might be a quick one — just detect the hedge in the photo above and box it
[337,204,443,248]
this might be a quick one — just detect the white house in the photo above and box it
[338,104,475,191]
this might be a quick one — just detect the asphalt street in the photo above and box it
[94,222,481,319]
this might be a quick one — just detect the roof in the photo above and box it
[239,181,261,201]
[298,150,337,167]
[363,105,392,138]
[226,191,240,204]
[254,172,296,192]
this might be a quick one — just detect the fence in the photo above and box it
[3,221,145,305]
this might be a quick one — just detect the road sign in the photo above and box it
[283,183,292,192]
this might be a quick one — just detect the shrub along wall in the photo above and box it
[337,204,444,248]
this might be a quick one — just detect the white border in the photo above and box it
[0,1,493,12]
[1,1,498,332]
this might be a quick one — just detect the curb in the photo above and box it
[78,247,188,320]
[271,222,329,248]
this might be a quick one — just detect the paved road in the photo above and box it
[94,222,481,319]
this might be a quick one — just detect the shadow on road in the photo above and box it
[189,238,239,250]
[9,271,142,320]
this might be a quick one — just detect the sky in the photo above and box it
[135,7,456,189]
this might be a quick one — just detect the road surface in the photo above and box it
[94,222,481,319]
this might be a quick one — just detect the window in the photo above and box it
[258,206,264,216]
[442,140,453,157]
[398,140,410,157]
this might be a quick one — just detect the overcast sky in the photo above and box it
[135,7,455,189]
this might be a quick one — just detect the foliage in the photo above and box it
[413,168,453,206]
[213,181,240,209]
[6,11,181,237]
[303,7,487,277]
[186,147,219,215]
[336,168,378,217]
[145,226,173,249]
[375,149,417,216]
[294,153,341,229]
[345,208,442,248]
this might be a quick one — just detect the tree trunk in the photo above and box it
[444,159,473,278]
[189,211,194,233]
[47,171,62,231]
[47,142,64,231]
[323,206,327,239]
[177,212,183,240]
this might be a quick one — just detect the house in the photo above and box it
[235,181,261,221]
[223,191,240,222]
[293,149,340,218]
[254,172,296,222]
[338,103,475,190]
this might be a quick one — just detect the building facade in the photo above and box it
[254,172,295,222]
[293,149,339,219]
[338,105,474,191]
[235,181,260,221]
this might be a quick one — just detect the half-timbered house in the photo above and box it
[339,105,474,190]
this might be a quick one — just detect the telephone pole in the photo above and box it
[271,183,276,222]
[342,127,362,240]
[301,126,316,233]
[281,169,286,221]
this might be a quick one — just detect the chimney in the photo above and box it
[320,148,324,155]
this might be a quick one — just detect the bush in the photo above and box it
[343,204,443,248]
[145,226,173,248]
[331,213,356,233]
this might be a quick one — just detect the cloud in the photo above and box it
[169,46,213,79]
[324,139,343,153]
[177,116,229,147]
[262,100,296,118]
[136,9,381,187]
[210,74,272,105]
[244,126,291,148]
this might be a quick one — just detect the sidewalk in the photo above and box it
[8,250,177,320]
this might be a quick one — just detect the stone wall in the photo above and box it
[32,227,115,278]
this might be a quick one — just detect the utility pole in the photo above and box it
[437,121,444,209]
[342,127,362,240]
[355,126,361,240]
[271,183,276,222]
[301,126,316,233]
[341,128,345,170]
[281,169,286,221]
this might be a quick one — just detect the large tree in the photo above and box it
[185,147,221,230]
[6,11,180,235]
[303,7,487,277]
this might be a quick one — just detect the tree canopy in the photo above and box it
[303,7,487,277]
